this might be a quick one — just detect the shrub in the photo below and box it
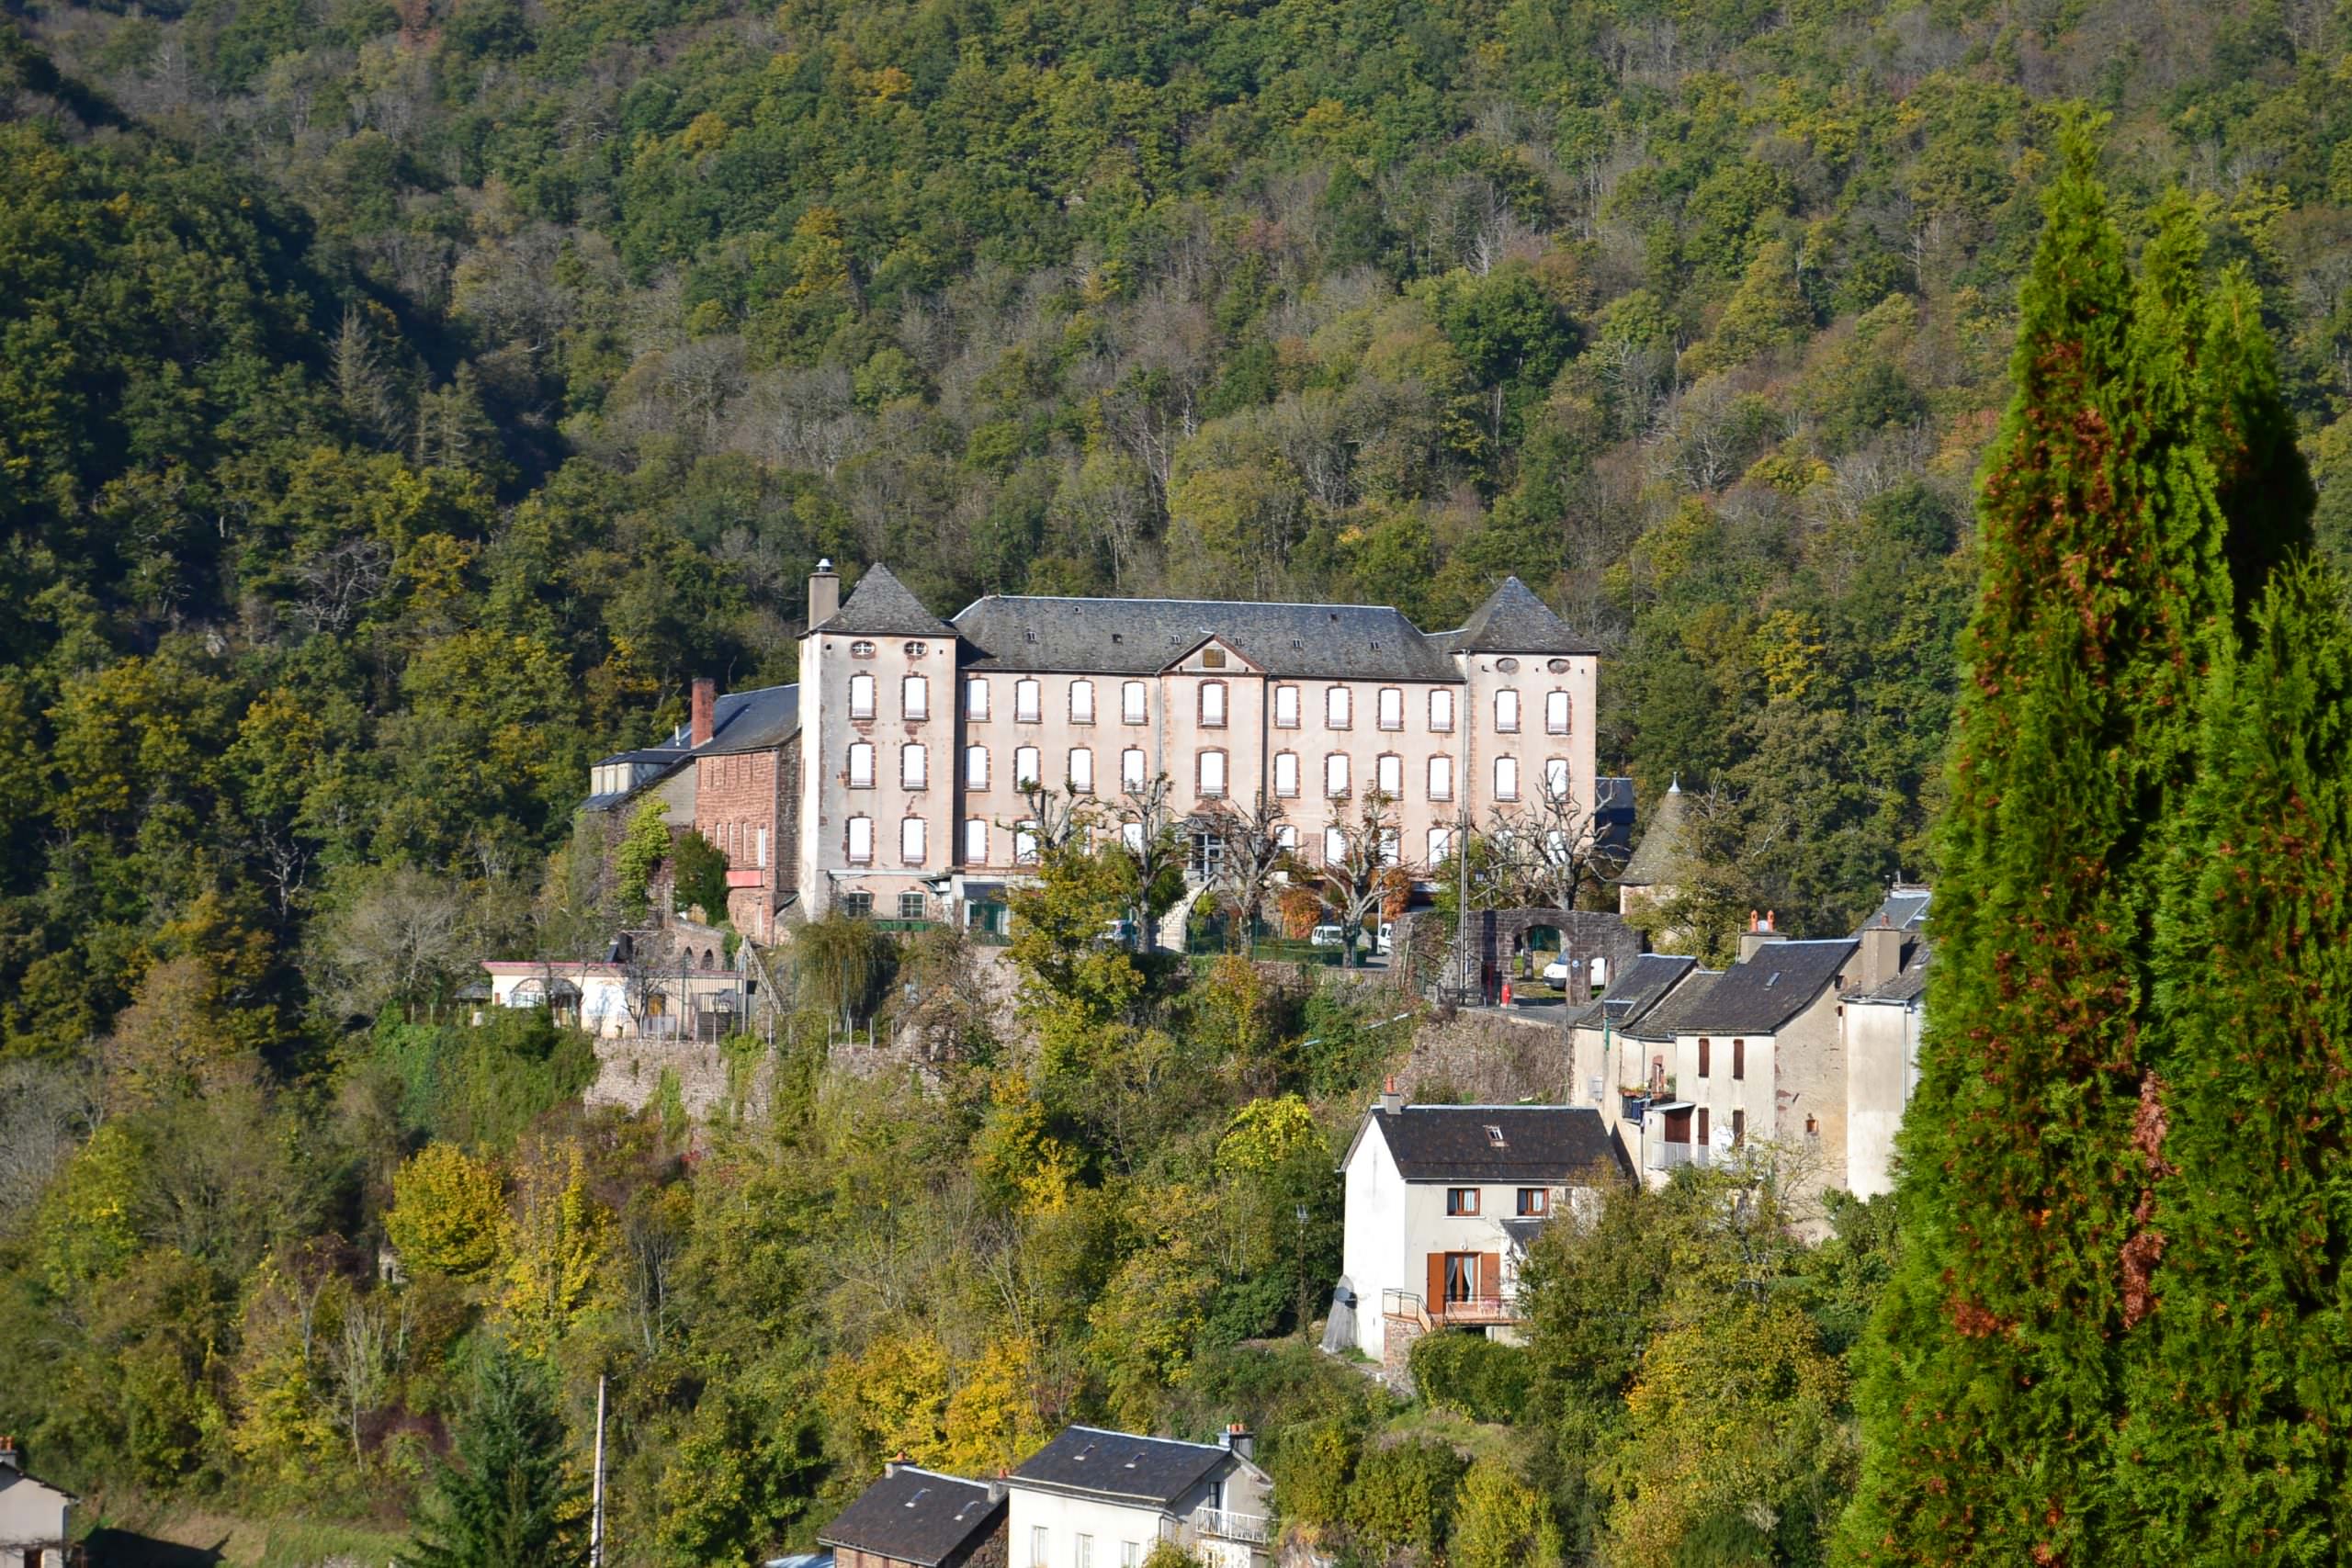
[1408,1329,1532,1423]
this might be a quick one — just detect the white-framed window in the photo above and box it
[1274,684,1300,728]
[1069,747,1095,794]
[1015,821,1039,863]
[966,676,989,720]
[966,745,989,789]
[901,742,928,789]
[1377,686,1403,730]
[1070,679,1096,724]
[1544,757,1571,800]
[1076,1535,1093,1568]
[1013,746,1041,790]
[1273,751,1299,797]
[1429,754,1454,801]
[1495,688,1521,732]
[1378,826,1401,866]
[1430,687,1455,732]
[846,815,873,864]
[902,673,929,721]
[849,671,876,719]
[1200,680,1227,728]
[1121,1544,1142,1568]
[1428,825,1452,863]
[1326,686,1351,728]
[899,816,926,864]
[964,818,988,863]
[1122,819,1145,852]
[1546,688,1571,735]
[1121,747,1148,790]
[1122,680,1147,724]
[1031,1527,1048,1568]
[848,741,875,788]
[1324,825,1348,863]
[755,826,768,868]
[1495,755,1520,801]
[1325,753,1350,797]
[1198,749,1228,797]
[1277,823,1299,851]
[849,639,876,659]
[1375,753,1403,797]
[1015,678,1041,722]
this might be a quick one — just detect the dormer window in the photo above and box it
[1485,1123,1506,1147]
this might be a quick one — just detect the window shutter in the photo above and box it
[1479,1252,1500,1303]
[1698,1037,1711,1077]
[1426,1253,1444,1308]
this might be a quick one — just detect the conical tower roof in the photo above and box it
[814,563,956,637]
[1617,776,1690,888]
[1447,575,1598,655]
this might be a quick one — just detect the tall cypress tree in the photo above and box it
[1837,133,2233,1565]
[2114,557,2352,1562]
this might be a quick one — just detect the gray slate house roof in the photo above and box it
[1010,1427,1236,1509]
[949,575,1592,681]
[1568,953,1700,1031]
[1860,885,1931,935]
[1664,938,1859,1035]
[816,563,959,638]
[817,1466,1003,1567]
[1616,778,1689,889]
[582,682,802,810]
[1620,967,1724,1042]
[1442,575,1601,654]
[1349,1104,1620,1183]
[1850,949,1930,1004]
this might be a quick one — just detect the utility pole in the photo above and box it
[590,1372,607,1568]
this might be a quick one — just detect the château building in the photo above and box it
[584,562,1600,941]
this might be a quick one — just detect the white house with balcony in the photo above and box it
[1332,1089,1621,1371]
[1004,1424,1272,1568]
[0,1438,74,1568]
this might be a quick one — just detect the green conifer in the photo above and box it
[2114,557,2352,1562]
[401,1348,586,1568]
[1838,133,2233,1564]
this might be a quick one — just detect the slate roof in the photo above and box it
[816,563,958,638]
[1662,938,1859,1035]
[1010,1427,1234,1509]
[699,683,801,756]
[1858,885,1932,935]
[1620,968,1723,1042]
[1362,1104,1619,1182]
[1567,953,1699,1030]
[818,1467,1003,1567]
[1849,942,1930,1004]
[1442,575,1600,655]
[952,595,1461,681]
[1617,779,1690,888]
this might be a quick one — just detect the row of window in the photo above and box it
[1696,1036,1747,1080]
[837,890,931,920]
[1025,1525,1146,1568]
[839,816,1458,870]
[711,819,769,869]
[846,674,1579,735]
[852,741,1575,804]
[1444,1187,1553,1217]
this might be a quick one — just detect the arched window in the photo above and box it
[1494,688,1521,733]
[1429,688,1455,732]
[1013,746,1041,790]
[1273,751,1299,798]
[900,742,928,789]
[1428,754,1454,801]
[849,640,876,659]
[1378,827,1400,866]
[1494,755,1520,801]
[1273,685,1300,728]
[1377,687,1403,730]
[845,816,874,863]
[1199,680,1228,728]
[965,745,989,789]
[963,818,988,863]
[849,672,876,719]
[1324,826,1348,863]
[1069,748,1095,794]
[1326,686,1351,729]
[1014,821,1040,863]
[1121,748,1148,790]
[1198,749,1228,798]
[1277,824,1299,852]
[899,817,926,865]
[965,676,990,719]
[1122,681,1148,724]
[1375,753,1403,797]
[847,742,875,788]
[1545,689,1571,735]
[1325,754,1351,797]
[1427,826,1453,863]
[1069,680,1096,724]
[1015,679,1041,723]
[1544,757,1570,801]
[902,673,930,721]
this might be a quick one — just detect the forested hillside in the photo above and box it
[4,0,2352,1560]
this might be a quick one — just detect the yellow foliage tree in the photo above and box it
[1084,1186,1220,1429]
[939,1335,1048,1475]
[823,1325,953,1470]
[1450,1454,1564,1568]
[497,1138,609,1358]
[386,1143,504,1280]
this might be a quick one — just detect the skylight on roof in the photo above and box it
[907,1487,931,1507]
[1486,1123,1507,1147]
[1765,972,1781,987]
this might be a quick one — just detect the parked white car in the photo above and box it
[1309,924,1348,948]
[1542,956,1572,984]
[1375,921,1394,954]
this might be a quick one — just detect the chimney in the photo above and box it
[1221,1422,1255,1462]
[1737,909,1787,964]
[809,558,841,627]
[1857,917,1903,992]
[1379,1076,1403,1117]
[886,1451,909,1478]
[988,1475,1008,1505]
[691,677,717,748]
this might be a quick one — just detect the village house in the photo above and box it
[816,1461,1007,1568]
[0,1438,75,1568]
[1333,1092,1620,1374]
[1004,1424,1272,1568]
[480,922,753,1041]
[582,560,1603,941]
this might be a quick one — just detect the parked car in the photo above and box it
[1542,956,1573,985]
[1309,924,1347,948]
[1375,921,1394,954]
